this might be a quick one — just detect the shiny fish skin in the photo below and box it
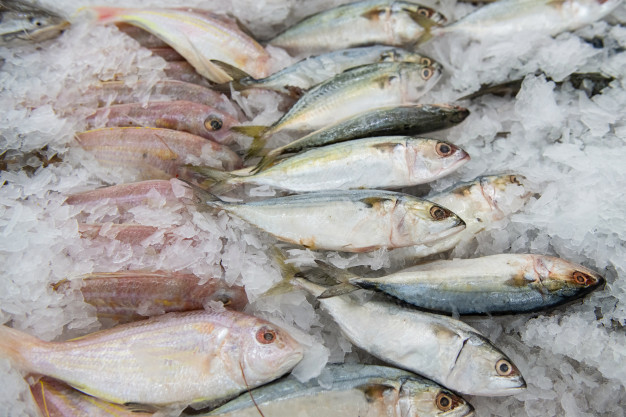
[76,127,242,178]
[200,189,465,252]
[89,7,270,83]
[31,378,152,417]
[85,101,239,144]
[207,137,469,192]
[53,271,249,322]
[239,61,443,142]
[399,174,531,259]
[436,0,622,38]
[64,179,191,209]
[0,0,68,45]
[269,0,446,55]
[254,104,469,168]
[205,364,474,417]
[233,46,431,96]
[340,254,605,314]
[295,278,526,396]
[0,310,303,407]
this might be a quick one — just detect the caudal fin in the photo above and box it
[0,325,42,371]
[314,260,361,298]
[185,165,242,194]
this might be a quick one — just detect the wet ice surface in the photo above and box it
[1,0,625,416]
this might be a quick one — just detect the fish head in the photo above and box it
[407,139,470,183]
[447,333,525,396]
[397,2,448,26]
[203,110,239,145]
[538,255,605,294]
[379,48,435,67]
[238,319,304,385]
[0,4,68,44]
[396,198,465,246]
[477,174,530,219]
[443,104,470,124]
[398,377,474,417]
[400,62,443,101]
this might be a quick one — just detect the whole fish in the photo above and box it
[205,364,475,417]
[85,101,240,144]
[433,0,622,39]
[194,137,470,193]
[76,127,242,179]
[292,276,525,396]
[0,310,303,407]
[31,377,153,417]
[320,254,604,314]
[65,179,191,210]
[197,189,465,252]
[53,271,248,322]
[234,61,442,146]
[0,0,68,45]
[220,46,433,97]
[250,104,470,167]
[269,0,446,55]
[88,80,232,112]
[395,174,531,259]
[88,7,270,83]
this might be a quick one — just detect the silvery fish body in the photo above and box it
[254,104,469,168]
[205,364,474,417]
[437,0,622,38]
[270,0,446,55]
[201,189,465,252]
[89,7,270,83]
[236,46,431,96]
[31,378,152,417]
[399,174,530,259]
[0,310,303,407]
[347,254,604,314]
[247,61,442,140]
[0,0,68,44]
[295,278,526,396]
[215,137,469,192]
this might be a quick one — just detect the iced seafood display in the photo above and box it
[0,0,623,416]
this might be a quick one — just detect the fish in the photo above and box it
[85,101,240,144]
[0,0,68,45]
[291,275,526,396]
[393,174,531,259]
[87,7,270,83]
[87,80,233,112]
[64,179,191,210]
[0,310,303,407]
[196,189,465,252]
[434,0,623,40]
[31,377,153,417]
[250,104,470,167]
[233,61,443,149]
[116,22,170,48]
[163,60,210,85]
[53,270,249,322]
[78,223,184,249]
[319,254,605,315]
[149,46,185,61]
[204,363,475,417]
[76,127,242,180]
[192,137,470,193]
[269,0,446,55]
[217,45,433,97]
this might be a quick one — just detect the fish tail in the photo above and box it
[184,165,240,194]
[0,325,42,371]
[252,150,279,174]
[230,126,269,156]
[244,135,271,161]
[314,260,360,298]
[262,247,301,297]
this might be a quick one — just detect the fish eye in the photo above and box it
[417,8,431,17]
[216,294,232,306]
[496,359,514,376]
[420,57,432,66]
[573,271,592,285]
[421,66,434,80]
[430,205,451,221]
[435,142,454,157]
[436,392,454,411]
[510,175,520,185]
[256,327,277,344]
[204,116,223,131]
